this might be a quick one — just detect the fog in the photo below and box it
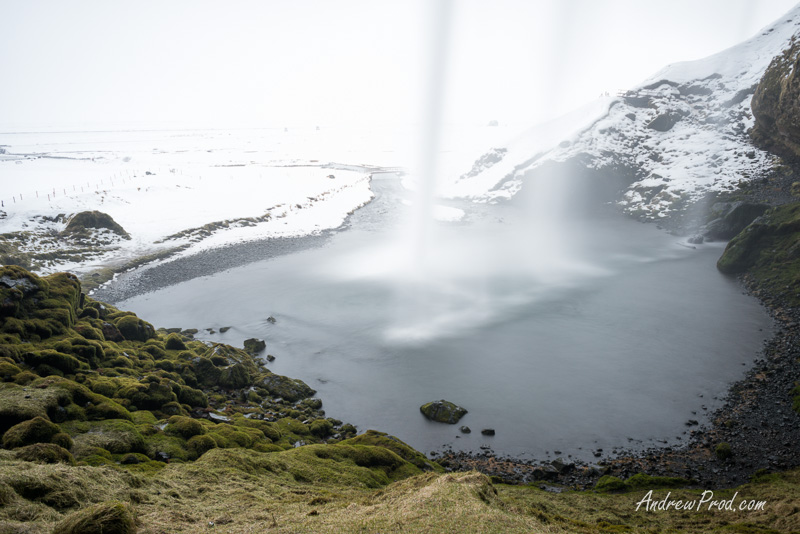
[1,0,797,131]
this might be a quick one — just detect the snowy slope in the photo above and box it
[448,6,800,219]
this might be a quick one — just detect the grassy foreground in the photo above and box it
[1,446,799,533]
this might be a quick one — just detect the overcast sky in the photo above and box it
[1,0,798,131]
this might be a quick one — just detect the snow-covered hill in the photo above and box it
[447,5,800,220]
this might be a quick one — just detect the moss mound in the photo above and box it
[14,442,75,464]
[2,416,61,449]
[62,211,130,239]
[52,500,136,534]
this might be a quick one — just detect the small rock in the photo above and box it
[459,426,471,434]
[481,428,495,436]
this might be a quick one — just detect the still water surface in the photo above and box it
[115,176,772,461]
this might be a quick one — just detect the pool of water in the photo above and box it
[114,175,772,461]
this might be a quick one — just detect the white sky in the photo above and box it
[0,0,797,131]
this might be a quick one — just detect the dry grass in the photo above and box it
[1,446,800,534]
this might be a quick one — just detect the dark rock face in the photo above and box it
[703,201,770,240]
[419,400,467,424]
[646,111,683,132]
[751,36,800,160]
[62,210,130,238]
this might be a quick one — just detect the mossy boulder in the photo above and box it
[219,363,252,389]
[165,415,207,439]
[0,382,71,433]
[2,415,61,448]
[69,419,146,454]
[187,433,217,458]
[258,372,315,402]
[23,349,83,375]
[192,357,221,386]
[419,400,468,424]
[14,442,75,464]
[0,265,51,318]
[114,315,155,342]
[62,210,130,239]
[164,333,187,351]
[52,500,136,534]
[243,337,266,354]
[177,385,208,407]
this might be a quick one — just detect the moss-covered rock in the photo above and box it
[14,442,75,464]
[23,349,83,375]
[52,500,136,534]
[164,333,187,351]
[419,400,468,424]
[219,362,251,389]
[2,415,61,449]
[187,433,217,458]
[114,315,155,342]
[165,415,206,439]
[243,337,266,354]
[717,203,800,305]
[69,419,146,454]
[259,372,316,402]
[62,210,130,239]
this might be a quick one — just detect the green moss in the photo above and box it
[0,360,22,380]
[114,315,155,342]
[52,500,136,534]
[219,363,251,389]
[86,400,132,422]
[143,432,189,462]
[51,432,74,450]
[187,434,217,459]
[23,349,83,374]
[14,442,75,464]
[130,410,158,425]
[310,418,334,438]
[717,203,800,305]
[177,385,207,407]
[192,357,220,386]
[68,419,146,454]
[165,416,206,439]
[164,333,187,351]
[716,442,734,460]
[234,418,281,441]
[625,473,689,489]
[2,416,61,448]
[259,372,316,402]
[595,475,627,492]
[340,430,442,472]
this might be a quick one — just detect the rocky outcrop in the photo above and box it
[419,400,467,424]
[751,36,800,160]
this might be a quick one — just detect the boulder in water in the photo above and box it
[419,400,467,424]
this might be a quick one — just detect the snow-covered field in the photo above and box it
[0,124,512,276]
